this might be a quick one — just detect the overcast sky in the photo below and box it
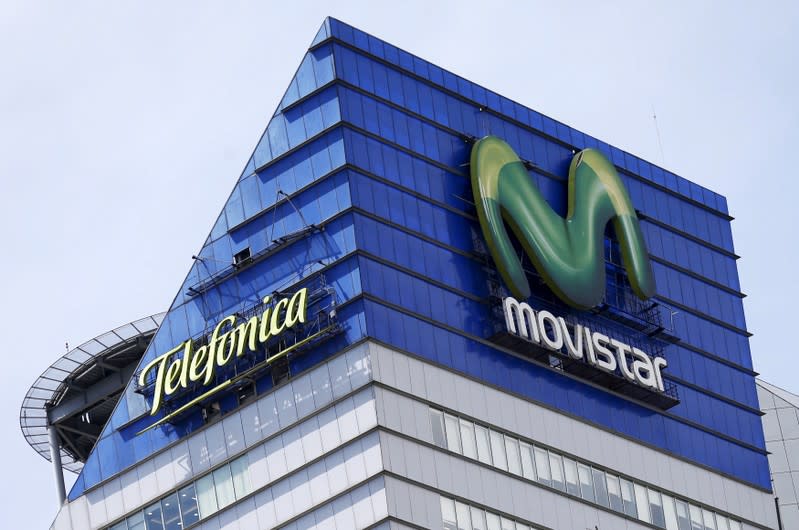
[1,1,797,526]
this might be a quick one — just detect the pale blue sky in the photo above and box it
[1,1,796,526]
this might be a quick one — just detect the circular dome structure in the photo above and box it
[20,313,164,473]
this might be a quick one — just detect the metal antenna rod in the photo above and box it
[652,104,666,164]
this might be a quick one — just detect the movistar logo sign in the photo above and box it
[470,136,655,310]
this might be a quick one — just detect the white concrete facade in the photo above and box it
[50,342,778,530]
[757,379,799,529]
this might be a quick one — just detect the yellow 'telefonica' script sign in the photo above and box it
[139,288,309,417]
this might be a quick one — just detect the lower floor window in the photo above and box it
[441,497,534,530]
[429,407,744,530]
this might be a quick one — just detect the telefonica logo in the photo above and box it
[137,288,310,433]
[470,136,656,310]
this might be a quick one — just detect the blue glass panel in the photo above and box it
[311,18,329,46]
[267,117,289,157]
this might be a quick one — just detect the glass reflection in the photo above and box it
[475,424,492,465]
[577,463,594,502]
[441,497,457,530]
[425,409,743,530]
[504,436,522,476]
[445,413,462,453]
[620,478,638,518]
[143,501,164,530]
[592,468,609,508]
[606,473,623,512]
[534,447,550,487]
[195,474,218,518]
[460,419,477,460]
[489,430,507,471]
[563,457,581,497]
[178,484,199,527]
[430,409,447,448]
[160,493,180,530]
[455,501,473,530]
[549,453,565,492]
[689,504,703,530]
[662,494,679,530]
[634,484,651,523]
[485,513,501,530]
[675,500,691,530]
[701,509,717,530]
[212,465,235,509]
[470,506,488,530]
[230,455,252,499]
[519,442,535,481]
[648,488,665,528]
[127,512,145,530]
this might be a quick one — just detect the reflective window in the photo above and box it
[127,513,145,530]
[460,419,478,460]
[606,473,623,512]
[620,478,638,518]
[689,504,704,530]
[104,416,385,530]
[635,483,652,523]
[444,498,530,530]
[212,465,235,509]
[701,509,717,530]
[160,493,181,530]
[430,409,447,448]
[195,474,218,517]
[519,442,535,481]
[144,501,164,530]
[534,447,551,486]
[470,506,488,530]
[425,407,744,530]
[474,424,492,465]
[504,436,522,476]
[456,501,473,530]
[577,463,594,502]
[663,493,679,530]
[486,513,502,530]
[592,468,610,508]
[675,500,692,530]
[445,413,462,453]
[230,455,252,499]
[168,403,732,530]
[649,488,666,528]
[177,484,199,527]
[549,452,565,492]
[489,430,508,471]
[563,457,580,497]
[441,497,457,530]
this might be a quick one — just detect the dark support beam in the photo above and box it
[55,422,101,439]
[94,359,120,372]
[63,379,86,392]
[104,340,143,362]
[47,363,136,425]
[56,427,87,462]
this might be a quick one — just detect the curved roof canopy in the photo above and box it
[20,314,163,473]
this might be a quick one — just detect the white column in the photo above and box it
[48,425,66,506]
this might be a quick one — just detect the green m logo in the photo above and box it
[470,136,656,310]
